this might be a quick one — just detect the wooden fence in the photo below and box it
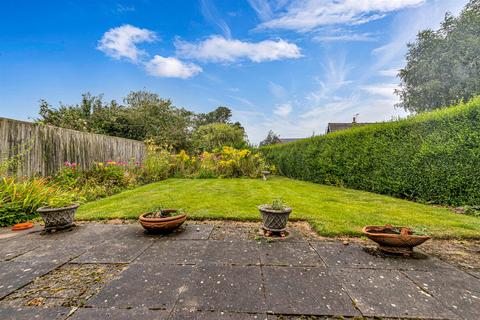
[0,117,146,177]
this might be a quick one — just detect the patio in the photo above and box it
[0,222,479,320]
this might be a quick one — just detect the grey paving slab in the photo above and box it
[12,241,91,264]
[69,307,169,319]
[87,263,195,310]
[312,242,453,271]
[178,265,265,313]
[405,269,480,320]
[201,240,261,266]
[71,236,153,263]
[162,224,214,240]
[135,240,208,265]
[171,308,268,319]
[467,269,480,279]
[0,238,42,261]
[262,266,359,317]
[332,268,460,319]
[0,261,60,299]
[259,241,323,267]
[0,306,71,320]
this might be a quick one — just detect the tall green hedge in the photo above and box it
[261,97,480,206]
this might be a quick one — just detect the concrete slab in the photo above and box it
[312,242,453,271]
[171,308,268,319]
[72,237,152,263]
[332,268,460,319]
[87,263,195,310]
[0,307,70,320]
[0,261,60,299]
[69,307,169,319]
[0,238,42,262]
[405,269,480,320]
[262,266,359,316]
[12,241,91,264]
[201,240,261,266]
[259,242,323,267]
[135,240,208,265]
[162,224,213,240]
[179,265,265,313]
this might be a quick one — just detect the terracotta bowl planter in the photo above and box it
[363,225,430,255]
[258,205,292,232]
[139,209,187,233]
[37,204,79,232]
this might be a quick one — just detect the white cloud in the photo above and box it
[313,32,377,42]
[378,68,399,77]
[269,82,287,99]
[255,0,426,32]
[175,36,302,63]
[274,103,293,117]
[200,0,231,38]
[361,83,399,98]
[307,57,352,103]
[145,55,202,79]
[98,24,156,62]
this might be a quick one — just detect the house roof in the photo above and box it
[279,138,302,144]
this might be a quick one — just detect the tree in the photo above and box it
[259,130,281,147]
[195,106,233,127]
[192,123,247,151]
[396,0,480,112]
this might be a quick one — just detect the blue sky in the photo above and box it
[0,0,468,143]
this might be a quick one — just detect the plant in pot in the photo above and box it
[362,224,431,256]
[139,206,187,233]
[258,198,292,237]
[37,191,80,233]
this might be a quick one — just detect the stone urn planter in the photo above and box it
[258,199,292,236]
[363,224,430,255]
[139,209,187,233]
[37,204,79,233]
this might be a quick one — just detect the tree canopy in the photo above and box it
[192,123,248,151]
[259,130,281,147]
[396,0,480,113]
[37,91,241,151]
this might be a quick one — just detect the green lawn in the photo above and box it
[77,177,480,238]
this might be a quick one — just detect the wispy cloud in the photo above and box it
[253,0,426,32]
[247,0,273,20]
[200,0,232,38]
[175,35,302,63]
[115,3,135,13]
[269,82,287,99]
[97,24,156,62]
[307,56,352,103]
[313,32,377,42]
[378,68,399,77]
[145,55,202,79]
[361,83,399,98]
[274,103,293,117]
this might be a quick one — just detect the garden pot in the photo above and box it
[258,205,292,232]
[37,204,79,232]
[139,209,187,233]
[363,225,430,255]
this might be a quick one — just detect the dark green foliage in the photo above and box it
[259,130,281,147]
[261,97,480,206]
[397,0,480,112]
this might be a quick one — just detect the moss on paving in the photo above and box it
[77,177,480,238]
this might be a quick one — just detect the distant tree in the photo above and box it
[259,130,281,147]
[192,123,247,151]
[396,0,480,112]
[195,106,233,127]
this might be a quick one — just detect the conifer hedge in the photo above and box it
[261,97,480,206]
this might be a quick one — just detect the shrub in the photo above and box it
[261,97,480,206]
[0,178,79,226]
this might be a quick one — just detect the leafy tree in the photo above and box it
[259,130,281,147]
[396,0,480,112]
[192,123,247,151]
[195,106,233,127]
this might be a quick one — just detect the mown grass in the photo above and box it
[77,177,480,238]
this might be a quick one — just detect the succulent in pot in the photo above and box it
[37,192,80,233]
[258,198,292,236]
[139,206,187,233]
